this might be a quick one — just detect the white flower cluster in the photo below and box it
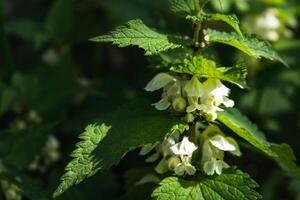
[145,73,234,121]
[140,132,198,176]
[200,125,241,175]
[244,8,297,42]
[140,125,241,176]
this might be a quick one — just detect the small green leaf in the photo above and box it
[90,19,183,55]
[204,29,288,67]
[170,55,247,88]
[187,13,243,36]
[152,168,262,200]
[218,108,300,179]
[169,0,195,16]
[53,124,111,198]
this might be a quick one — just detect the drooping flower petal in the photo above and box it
[209,135,236,151]
[170,137,198,156]
[145,73,175,92]
[139,143,158,155]
[152,98,171,111]
[225,137,242,156]
[155,158,169,174]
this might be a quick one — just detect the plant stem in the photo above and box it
[193,0,201,50]
[0,0,14,78]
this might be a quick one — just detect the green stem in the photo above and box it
[0,0,14,78]
[193,0,201,50]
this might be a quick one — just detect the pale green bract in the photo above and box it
[203,29,288,67]
[90,19,183,55]
[218,108,300,180]
[187,13,243,36]
[152,169,262,200]
[170,55,247,88]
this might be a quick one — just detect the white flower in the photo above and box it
[170,137,198,156]
[145,73,176,92]
[174,156,196,176]
[186,97,202,113]
[203,158,228,175]
[184,76,204,98]
[199,79,234,121]
[202,134,240,176]
[257,9,280,30]
[209,135,236,151]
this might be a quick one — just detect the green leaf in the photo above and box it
[203,29,288,67]
[93,99,188,171]
[270,143,300,179]
[53,123,111,198]
[54,100,188,197]
[152,168,262,200]
[170,55,247,88]
[169,0,195,16]
[217,108,300,179]
[187,13,243,36]
[90,19,183,55]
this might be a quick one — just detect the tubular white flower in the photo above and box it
[184,76,204,98]
[174,156,196,176]
[145,73,176,92]
[170,137,198,156]
[201,134,240,176]
[209,135,236,151]
[198,78,234,121]
[203,158,227,175]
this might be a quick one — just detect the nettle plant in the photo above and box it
[54,0,300,199]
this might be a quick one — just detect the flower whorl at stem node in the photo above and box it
[145,73,234,121]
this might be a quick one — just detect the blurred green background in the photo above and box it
[0,0,300,199]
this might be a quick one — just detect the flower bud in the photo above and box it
[172,96,187,112]
[167,156,181,170]
[185,113,195,123]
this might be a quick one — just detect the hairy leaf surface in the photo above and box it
[204,29,288,66]
[90,19,183,55]
[187,13,243,36]
[152,169,261,200]
[53,124,111,198]
[169,0,195,16]
[54,100,188,197]
[170,55,247,88]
